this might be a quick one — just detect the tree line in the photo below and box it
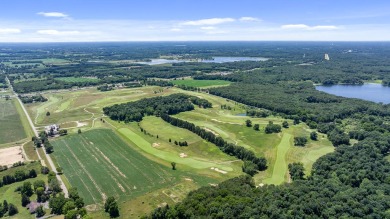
[103,93,212,122]
[161,114,267,175]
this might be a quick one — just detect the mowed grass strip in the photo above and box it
[0,99,27,145]
[55,77,100,83]
[52,129,180,205]
[172,79,230,87]
[262,133,292,185]
[118,127,233,171]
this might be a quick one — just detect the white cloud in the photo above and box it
[170,28,181,32]
[281,24,339,30]
[37,12,68,18]
[311,25,339,30]
[37,29,80,35]
[201,26,216,30]
[0,28,21,34]
[239,17,261,22]
[281,24,310,29]
[180,18,235,26]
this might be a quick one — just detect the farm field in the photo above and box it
[172,79,231,87]
[51,128,216,208]
[55,77,100,83]
[0,99,28,145]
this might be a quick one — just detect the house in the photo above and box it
[45,124,60,135]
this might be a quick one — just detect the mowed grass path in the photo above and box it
[263,133,292,185]
[52,129,181,205]
[56,77,100,83]
[118,127,233,171]
[172,80,230,87]
[0,99,27,145]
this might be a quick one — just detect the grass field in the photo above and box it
[172,79,231,87]
[0,99,28,145]
[56,77,100,83]
[0,174,46,219]
[52,129,195,206]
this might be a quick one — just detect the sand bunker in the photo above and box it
[210,167,227,174]
[77,121,88,127]
[152,143,161,148]
[204,127,219,136]
[179,153,188,158]
[211,119,241,125]
[0,146,24,167]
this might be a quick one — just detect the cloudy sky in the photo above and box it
[0,0,390,42]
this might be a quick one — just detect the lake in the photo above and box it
[137,56,268,65]
[316,83,390,104]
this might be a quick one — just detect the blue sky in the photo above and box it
[0,0,390,42]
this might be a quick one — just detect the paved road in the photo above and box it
[6,77,69,197]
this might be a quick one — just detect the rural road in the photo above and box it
[6,77,69,197]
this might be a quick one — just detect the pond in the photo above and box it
[136,56,268,65]
[316,83,390,104]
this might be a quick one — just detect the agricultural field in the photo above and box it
[51,128,217,209]
[172,79,231,87]
[0,99,28,145]
[55,77,100,83]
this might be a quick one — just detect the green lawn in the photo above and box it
[172,79,231,87]
[0,161,41,179]
[0,174,46,219]
[0,99,28,145]
[51,129,185,205]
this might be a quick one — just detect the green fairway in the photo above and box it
[0,99,27,145]
[56,77,100,83]
[118,127,233,171]
[262,133,292,185]
[172,79,231,87]
[52,129,184,205]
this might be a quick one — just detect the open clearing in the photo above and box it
[55,77,100,83]
[52,129,186,205]
[0,99,27,145]
[0,146,24,166]
[172,79,231,87]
